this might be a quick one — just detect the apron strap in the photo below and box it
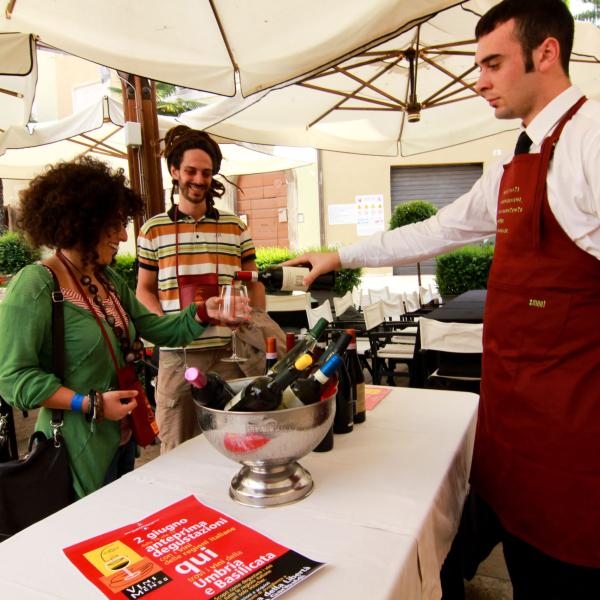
[532,96,587,248]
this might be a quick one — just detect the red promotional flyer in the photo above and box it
[365,385,391,410]
[64,496,324,599]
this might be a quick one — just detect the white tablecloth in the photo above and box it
[0,387,478,599]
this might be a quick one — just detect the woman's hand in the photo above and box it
[204,295,251,325]
[102,389,138,421]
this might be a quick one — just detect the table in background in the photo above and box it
[0,387,478,600]
[410,290,487,388]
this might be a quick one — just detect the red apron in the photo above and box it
[471,96,600,567]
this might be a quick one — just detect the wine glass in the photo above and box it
[220,283,249,363]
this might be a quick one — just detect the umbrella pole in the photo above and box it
[120,74,164,236]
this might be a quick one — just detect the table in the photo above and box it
[425,289,486,323]
[410,290,486,387]
[0,388,478,600]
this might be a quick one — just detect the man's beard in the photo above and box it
[180,184,208,204]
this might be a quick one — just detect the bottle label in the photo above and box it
[356,382,366,413]
[348,342,357,350]
[266,352,277,360]
[281,267,309,292]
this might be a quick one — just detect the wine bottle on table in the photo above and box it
[345,329,366,424]
[264,336,277,374]
[224,354,313,412]
[333,355,354,434]
[285,332,296,353]
[235,267,335,293]
[184,367,234,411]
[267,317,329,375]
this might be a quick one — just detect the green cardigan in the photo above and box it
[0,264,205,498]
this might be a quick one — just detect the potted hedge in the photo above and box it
[0,231,41,285]
[435,243,494,300]
[389,200,437,286]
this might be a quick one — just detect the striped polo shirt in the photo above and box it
[137,205,256,349]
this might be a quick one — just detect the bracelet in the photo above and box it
[85,390,97,423]
[95,390,105,424]
[70,392,85,412]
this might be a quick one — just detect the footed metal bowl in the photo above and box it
[194,378,335,508]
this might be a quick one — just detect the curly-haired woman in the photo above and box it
[0,157,246,498]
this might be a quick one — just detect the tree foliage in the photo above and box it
[574,0,600,23]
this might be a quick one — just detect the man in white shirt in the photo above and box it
[285,1,600,597]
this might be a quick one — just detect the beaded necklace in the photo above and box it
[57,251,143,363]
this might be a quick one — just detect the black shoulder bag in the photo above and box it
[0,267,75,541]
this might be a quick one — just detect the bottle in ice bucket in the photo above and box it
[264,336,278,374]
[289,354,343,405]
[316,331,352,370]
[184,367,234,411]
[224,354,314,412]
[345,329,366,424]
[267,318,329,375]
[234,267,335,293]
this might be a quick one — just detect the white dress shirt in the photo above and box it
[339,86,600,268]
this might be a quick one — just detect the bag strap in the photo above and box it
[44,265,65,429]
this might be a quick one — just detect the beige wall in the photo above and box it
[318,129,518,275]
[294,163,320,252]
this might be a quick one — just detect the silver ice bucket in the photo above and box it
[194,377,335,507]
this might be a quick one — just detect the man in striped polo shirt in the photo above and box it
[137,125,265,452]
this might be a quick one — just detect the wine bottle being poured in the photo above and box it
[235,266,336,293]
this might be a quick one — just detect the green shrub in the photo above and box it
[435,244,494,296]
[255,246,362,296]
[255,247,294,270]
[0,232,41,275]
[112,254,138,291]
[389,200,437,230]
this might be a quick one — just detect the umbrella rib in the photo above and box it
[334,64,405,107]
[208,0,239,72]
[425,39,475,51]
[299,81,400,110]
[418,56,478,106]
[0,87,23,99]
[425,93,480,108]
[67,137,126,159]
[5,0,16,19]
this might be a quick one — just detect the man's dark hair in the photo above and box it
[162,125,225,217]
[475,0,574,75]
[19,156,144,268]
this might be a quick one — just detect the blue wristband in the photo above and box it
[70,392,85,412]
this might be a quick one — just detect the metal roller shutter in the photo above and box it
[390,164,483,276]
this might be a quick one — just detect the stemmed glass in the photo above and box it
[220,283,249,363]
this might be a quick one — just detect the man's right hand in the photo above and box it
[282,251,342,288]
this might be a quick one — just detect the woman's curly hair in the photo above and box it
[19,157,144,266]
[162,125,225,217]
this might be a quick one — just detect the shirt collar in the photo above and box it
[167,205,219,222]
[524,85,585,147]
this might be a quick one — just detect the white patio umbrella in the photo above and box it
[1,0,466,97]
[180,0,600,156]
[0,32,36,130]
[0,96,314,180]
